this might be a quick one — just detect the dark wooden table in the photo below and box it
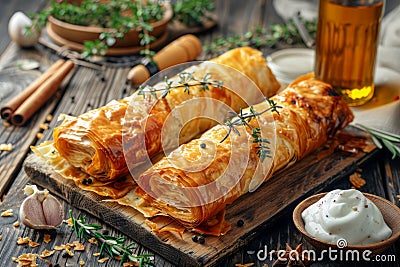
[1,0,399,266]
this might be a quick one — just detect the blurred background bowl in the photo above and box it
[267,48,314,84]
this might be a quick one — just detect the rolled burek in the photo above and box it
[134,74,354,235]
[53,47,280,182]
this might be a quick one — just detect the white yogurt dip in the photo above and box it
[302,189,392,245]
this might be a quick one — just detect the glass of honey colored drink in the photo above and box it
[315,0,384,106]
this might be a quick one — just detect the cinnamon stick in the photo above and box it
[0,59,65,120]
[11,60,75,126]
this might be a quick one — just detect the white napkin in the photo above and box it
[351,5,400,136]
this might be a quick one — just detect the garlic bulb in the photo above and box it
[20,185,63,229]
[8,11,40,47]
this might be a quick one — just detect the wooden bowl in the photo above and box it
[293,192,400,255]
[47,2,173,48]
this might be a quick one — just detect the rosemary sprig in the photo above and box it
[204,18,317,57]
[355,123,400,159]
[69,210,154,266]
[138,72,223,100]
[220,98,282,162]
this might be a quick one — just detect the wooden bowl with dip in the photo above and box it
[293,192,400,255]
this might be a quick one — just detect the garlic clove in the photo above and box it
[20,185,63,230]
[42,196,63,227]
[20,197,47,227]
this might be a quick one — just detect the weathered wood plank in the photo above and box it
[24,126,379,266]
[382,153,400,206]
[0,47,74,196]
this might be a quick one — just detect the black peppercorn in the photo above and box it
[198,235,205,244]
[237,219,244,227]
[191,235,198,242]
[87,177,93,185]
[81,179,88,185]
[102,229,110,235]
[200,143,206,149]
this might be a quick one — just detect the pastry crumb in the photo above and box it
[46,114,53,122]
[40,123,49,130]
[70,241,85,251]
[63,217,73,226]
[39,249,55,258]
[123,262,140,267]
[98,257,109,263]
[29,240,40,248]
[349,172,366,189]
[36,133,43,139]
[17,237,30,245]
[43,234,51,244]
[3,121,11,127]
[1,208,13,217]
[54,245,65,250]
[13,221,20,227]
[13,253,38,266]
[88,237,98,245]
[0,143,12,151]
[65,245,74,257]
[93,252,101,257]
[79,260,85,266]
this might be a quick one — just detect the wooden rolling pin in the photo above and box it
[127,34,202,85]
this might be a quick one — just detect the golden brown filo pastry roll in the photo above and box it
[133,74,354,236]
[53,47,280,182]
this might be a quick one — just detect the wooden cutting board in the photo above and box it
[24,126,377,267]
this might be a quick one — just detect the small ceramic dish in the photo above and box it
[293,192,400,255]
[267,48,315,84]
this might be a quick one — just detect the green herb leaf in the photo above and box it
[138,71,223,101]
[220,97,282,161]
[69,210,154,266]
[204,18,317,57]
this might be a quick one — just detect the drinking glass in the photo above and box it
[314,0,385,106]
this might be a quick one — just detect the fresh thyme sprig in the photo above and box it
[69,210,154,266]
[172,0,215,27]
[204,18,317,57]
[355,123,400,159]
[138,72,224,100]
[220,98,282,162]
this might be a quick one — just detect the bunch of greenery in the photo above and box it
[204,18,317,57]
[29,0,214,58]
